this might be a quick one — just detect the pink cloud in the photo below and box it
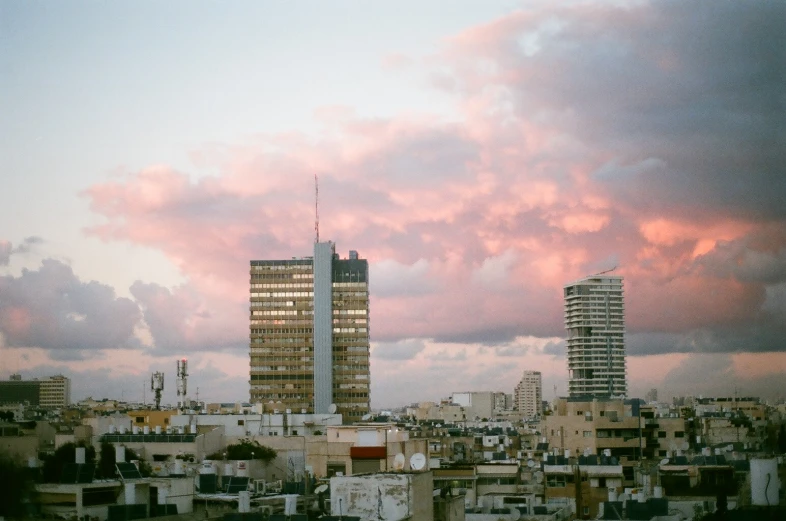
[74,1,786,375]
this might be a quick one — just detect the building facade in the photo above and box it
[564,275,627,397]
[514,370,542,418]
[249,242,370,423]
[0,374,71,408]
[39,375,71,408]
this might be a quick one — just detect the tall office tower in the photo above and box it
[249,242,370,423]
[564,275,627,397]
[514,370,542,418]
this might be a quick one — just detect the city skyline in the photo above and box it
[1,1,785,407]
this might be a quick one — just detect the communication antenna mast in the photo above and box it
[176,359,188,411]
[594,265,618,276]
[314,173,320,243]
[150,372,164,410]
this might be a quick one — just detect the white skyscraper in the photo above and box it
[564,275,627,397]
[514,370,542,418]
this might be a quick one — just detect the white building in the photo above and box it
[514,370,542,418]
[564,275,627,397]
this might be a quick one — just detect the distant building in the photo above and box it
[646,388,658,402]
[514,370,542,418]
[564,274,627,397]
[0,373,70,408]
[0,375,40,406]
[249,242,370,423]
[451,391,509,420]
[39,375,71,408]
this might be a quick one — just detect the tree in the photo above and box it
[207,439,276,464]
[40,442,96,483]
[0,451,36,518]
[0,410,15,422]
[96,441,152,479]
[778,424,786,454]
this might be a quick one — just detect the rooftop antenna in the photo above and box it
[594,265,618,276]
[151,372,164,410]
[314,173,319,243]
[176,359,188,412]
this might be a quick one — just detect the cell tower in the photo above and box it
[150,371,164,410]
[176,359,188,411]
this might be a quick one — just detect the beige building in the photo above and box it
[543,397,641,484]
[249,243,370,423]
[514,371,542,418]
[39,374,71,408]
[543,462,624,519]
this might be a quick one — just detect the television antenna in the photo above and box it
[593,265,618,276]
[410,453,426,471]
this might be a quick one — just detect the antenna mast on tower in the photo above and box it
[314,173,320,243]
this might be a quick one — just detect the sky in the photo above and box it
[1,1,785,408]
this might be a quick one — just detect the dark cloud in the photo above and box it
[0,259,141,352]
[449,1,786,221]
[695,231,786,285]
[433,325,522,346]
[372,339,426,361]
[657,354,786,402]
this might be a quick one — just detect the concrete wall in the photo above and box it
[330,472,435,521]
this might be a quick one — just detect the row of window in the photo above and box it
[251,283,314,289]
[251,328,314,334]
[334,327,368,333]
[251,319,312,325]
[252,310,314,316]
[251,292,314,298]
[333,309,367,315]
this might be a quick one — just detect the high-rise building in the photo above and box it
[38,375,71,408]
[564,275,627,397]
[249,242,370,423]
[514,370,542,418]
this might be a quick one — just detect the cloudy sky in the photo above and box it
[1,1,785,408]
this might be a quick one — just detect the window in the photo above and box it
[675,431,685,438]
[546,475,566,487]
[237,420,245,426]
[135,417,145,423]
[658,431,666,438]
[583,431,593,437]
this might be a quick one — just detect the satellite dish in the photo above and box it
[659,458,670,466]
[725,445,734,451]
[393,453,406,471]
[535,471,544,484]
[509,508,521,520]
[527,459,536,468]
[410,453,426,471]
[328,404,337,414]
[314,484,329,494]
[361,413,372,421]
[435,424,442,428]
